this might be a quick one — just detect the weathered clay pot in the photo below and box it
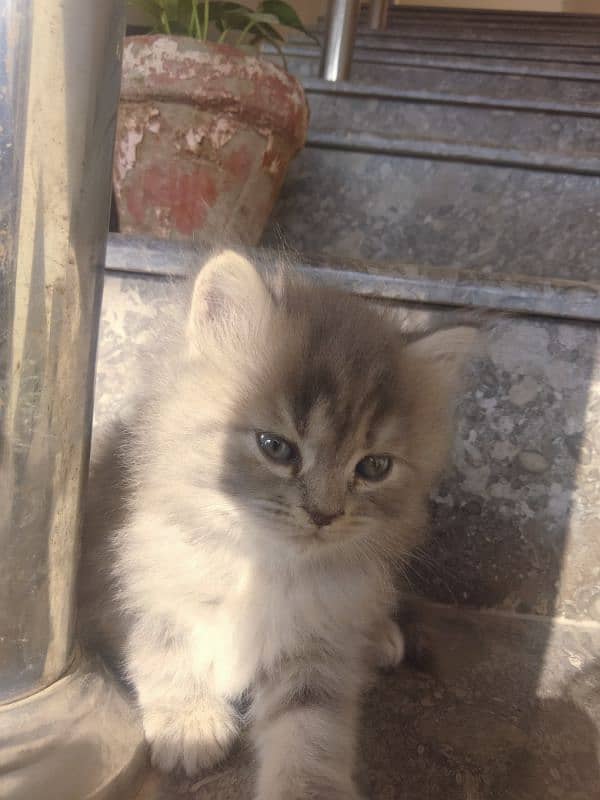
[113,36,309,244]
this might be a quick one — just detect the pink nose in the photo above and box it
[307,509,344,528]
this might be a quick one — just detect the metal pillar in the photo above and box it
[0,0,145,797]
[368,0,389,30]
[320,0,360,81]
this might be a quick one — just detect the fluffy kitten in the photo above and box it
[80,251,477,799]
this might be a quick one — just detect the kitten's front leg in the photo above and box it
[126,622,240,776]
[252,653,365,800]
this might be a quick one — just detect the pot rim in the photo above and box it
[120,34,308,147]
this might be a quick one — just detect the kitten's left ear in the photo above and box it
[403,325,481,483]
[187,250,273,351]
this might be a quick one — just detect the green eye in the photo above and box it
[356,455,392,481]
[257,432,297,464]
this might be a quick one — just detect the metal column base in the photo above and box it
[0,654,146,800]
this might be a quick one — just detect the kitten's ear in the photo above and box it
[403,326,480,483]
[187,250,273,351]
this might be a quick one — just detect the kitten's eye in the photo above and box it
[257,432,297,464]
[356,455,392,481]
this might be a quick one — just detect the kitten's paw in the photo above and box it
[143,698,240,776]
[376,619,405,670]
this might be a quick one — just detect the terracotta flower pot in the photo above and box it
[113,35,309,245]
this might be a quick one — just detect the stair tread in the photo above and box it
[289,32,600,64]
[265,147,600,284]
[313,22,600,47]
[265,44,600,80]
[105,235,600,321]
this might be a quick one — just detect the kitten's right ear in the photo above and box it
[187,250,273,352]
[403,325,481,484]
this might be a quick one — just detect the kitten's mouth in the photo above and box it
[303,523,347,546]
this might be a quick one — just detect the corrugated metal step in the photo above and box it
[264,144,600,281]
[264,42,600,81]
[315,13,600,46]
[290,30,600,66]
[300,80,600,166]
[356,4,600,30]
[266,45,600,104]
[358,5,600,24]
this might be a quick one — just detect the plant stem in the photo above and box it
[217,27,230,43]
[191,0,201,38]
[256,24,287,69]
[203,0,210,40]
[160,10,171,34]
[237,19,255,45]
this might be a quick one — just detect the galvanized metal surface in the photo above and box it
[0,0,120,706]
[265,144,600,283]
[105,235,600,323]
[305,128,600,177]
[0,655,145,800]
[294,30,600,65]
[0,0,144,796]
[263,42,600,81]
[324,20,600,47]
[357,8,600,37]
[299,66,600,113]
[358,6,600,25]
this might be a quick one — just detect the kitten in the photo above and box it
[80,251,477,799]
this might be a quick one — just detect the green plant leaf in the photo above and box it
[254,22,287,68]
[217,10,250,31]
[258,0,319,43]
[130,0,314,54]
[210,2,253,32]
[250,20,284,43]
[225,7,280,26]
[210,1,252,16]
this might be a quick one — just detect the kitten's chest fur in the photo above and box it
[189,555,385,697]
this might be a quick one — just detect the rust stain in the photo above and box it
[223,145,252,182]
[124,164,218,237]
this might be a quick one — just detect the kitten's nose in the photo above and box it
[307,509,344,528]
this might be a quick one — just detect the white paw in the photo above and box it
[376,619,405,670]
[143,698,240,776]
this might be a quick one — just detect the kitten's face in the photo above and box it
[178,251,476,560]
[217,289,415,554]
